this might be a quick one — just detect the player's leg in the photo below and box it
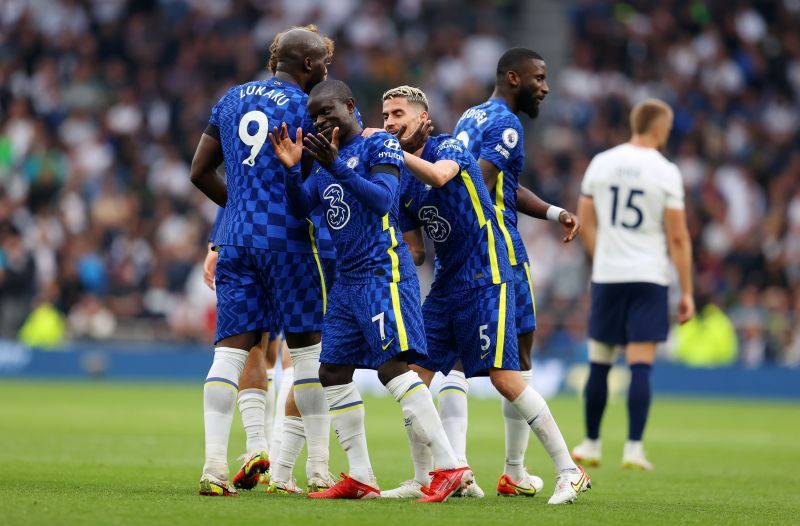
[571,339,614,466]
[437,363,469,466]
[232,333,271,490]
[375,280,472,503]
[269,339,293,462]
[623,342,656,470]
[573,282,627,467]
[267,386,307,494]
[500,263,537,486]
[200,245,267,496]
[263,332,280,452]
[270,252,334,483]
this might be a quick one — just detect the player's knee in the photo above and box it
[377,358,409,386]
[517,332,534,370]
[318,364,352,387]
[490,369,524,400]
[588,339,615,365]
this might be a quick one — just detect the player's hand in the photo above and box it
[268,123,303,168]
[202,245,218,290]
[303,127,340,169]
[677,292,695,324]
[559,211,581,243]
[361,127,383,138]
[397,119,433,152]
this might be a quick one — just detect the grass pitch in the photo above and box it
[1,380,798,525]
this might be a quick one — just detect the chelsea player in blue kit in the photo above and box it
[452,48,585,500]
[190,27,336,496]
[270,80,472,502]
[374,86,589,504]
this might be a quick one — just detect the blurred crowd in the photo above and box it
[0,0,797,367]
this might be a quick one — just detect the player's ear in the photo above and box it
[346,98,355,114]
[507,70,520,88]
[303,56,313,73]
[420,110,429,123]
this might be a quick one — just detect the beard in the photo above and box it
[517,90,541,118]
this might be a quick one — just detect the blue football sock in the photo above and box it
[584,362,611,440]
[627,363,652,441]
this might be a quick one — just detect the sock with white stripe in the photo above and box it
[289,344,330,478]
[437,370,470,464]
[511,385,577,473]
[270,366,293,461]
[325,382,373,484]
[269,416,306,484]
[502,369,532,480]
[238,388,269,454]
[263,368,276,447]
[386,371,458,470]
[203,346,249,479]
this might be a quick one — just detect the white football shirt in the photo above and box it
[581,143,685,285]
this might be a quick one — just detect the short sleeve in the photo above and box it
[208,93,226,128]
[479,116,523,173]
[432,137,469,170]
[366,132,405,172]
[581,156,600,197]
[664,164,685,210]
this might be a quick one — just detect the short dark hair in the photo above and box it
[309,79,353,101]
[496,47,544,77]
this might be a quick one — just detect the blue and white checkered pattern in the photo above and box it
[416,281,518,378]
[209,78,334,257]
[320,277,427,369]
[512,263,537,335]
[214,245,335,342]
[399,134,512,293]
[453,99,528,264]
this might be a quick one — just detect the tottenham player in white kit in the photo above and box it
[572,99,695,470]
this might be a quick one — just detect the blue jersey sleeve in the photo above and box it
[364,132,405,173]
[432,137,471,170]
[208,90,230,128]
[479,116,523,173]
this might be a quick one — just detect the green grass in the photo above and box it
[1,380,798,525]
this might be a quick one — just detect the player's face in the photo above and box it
[516,59,549,119]
[306,53,329,92]
[308,96,354,140]
[382,97,426,138]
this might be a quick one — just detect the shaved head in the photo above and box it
[275,28,328,72]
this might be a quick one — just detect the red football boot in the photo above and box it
[307,473,380,499]
[417,467,473,503]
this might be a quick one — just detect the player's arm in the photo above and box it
[403,154,458,188]
[190,127,227,206]
[577,195,597,258]
[270,124,320,215]
[516,185,580,242]
[403,229,426,266]
[665,207,695,323]
[305,127,400,216]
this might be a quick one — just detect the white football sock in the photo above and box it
[263,368,276,447]
[386,371,458,470]
[270,366,293,460]
[502,369,532,480]
[289,344,330,479]
[325,382,373,484]
[203,346,249,479]
[438,370,470,464]
[403,416,433,486]
[238,388,269,454]
[270,416,306,484]
[511,385,577,473]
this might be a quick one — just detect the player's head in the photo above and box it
[308,80,359,140]
[630,98,673,148]
[270,25,332,93]
[381,85,429,140]
[496,48,548,118]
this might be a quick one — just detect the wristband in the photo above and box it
[546,205,566,222]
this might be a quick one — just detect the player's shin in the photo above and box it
[289,343,330,478]
[386,371,459,470]
[325,382,375,484]
[238,388,269,454]
[511,385,577,473]
[269,416,306,484]
[403,416,433,486]
[203,347,249,478]
[501,368,532,480]
[270,365,294,460]
[438,371,469,465]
